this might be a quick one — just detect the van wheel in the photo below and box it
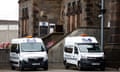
[19,64,24,71]
[64,62,69,69]
[77,62,82,70]
[100,67,105,71]
[19,66,24,71]
[65,64,70,69]
[19,67,24,71]
[11,66,15,70]
[44,67,48,70]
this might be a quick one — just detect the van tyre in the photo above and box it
[19,66,24,71]
[100,67,105,71]
[19,63,24,71]
[64,61,69,69]
[77,62,82,70]
[11,66,15,70]
[65,64,69,69]
[44,66,48,70]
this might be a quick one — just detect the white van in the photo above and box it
[9,37,48,70]
[63,36,105,70]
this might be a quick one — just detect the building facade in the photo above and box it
[18,0,33,37]
[18,0,61,37]
[62,0,102,33]
[0,20,18,42]
[18,0,110,42]
[18,0,103,36]
[18,0,120,67]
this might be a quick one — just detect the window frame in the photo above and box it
[11,44,20,53]
[64,47,73,53]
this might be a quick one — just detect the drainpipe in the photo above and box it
[101,0,104,51]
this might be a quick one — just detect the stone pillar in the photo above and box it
[67,16,70,33]
[69,3,73,32]
[33,3,39,37]
[70,15,73,32]
[71,2,75,31]
[76,0,82,28]
[66,3,71,33]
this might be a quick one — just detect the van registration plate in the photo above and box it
[92,63,100,65]
[32,63,40,65]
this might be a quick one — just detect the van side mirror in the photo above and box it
[74,47,78,54]
[75,51,78,54]
[16,48,19,53]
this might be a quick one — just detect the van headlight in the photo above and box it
[43,55,48,61]
[20,57,28,62]
[20,57,23,61]
[42,53,48,61]
[81,55,87,59]
[20,58,28,64]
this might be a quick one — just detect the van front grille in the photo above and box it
[28,58,43,63]
[87,57,103,62]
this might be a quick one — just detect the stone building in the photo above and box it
[18,0,110,46]
[18,0,62,37]
[18,0,120,68]
[18,0,104,35]
[62,0,102,33]
[18,0,33,37]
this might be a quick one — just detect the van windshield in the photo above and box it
[77,43,102,52]
[21,43,46,52]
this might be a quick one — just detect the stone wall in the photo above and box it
[0,49,10,69]
[104,0,120,69]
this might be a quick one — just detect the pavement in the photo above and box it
[0,63,119,71]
